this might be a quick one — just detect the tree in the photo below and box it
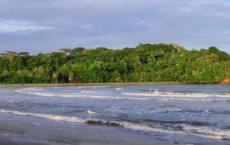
[0,43,229,84]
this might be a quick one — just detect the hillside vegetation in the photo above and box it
[0,43,230,84]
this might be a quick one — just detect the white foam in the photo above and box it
[0,109,229,141]
[119,121,176,134]
[182,124,230,140]
[122,92,210,98]
[15,88,117,99]
[216,94,230,98]
[14,88,230,102]
[15,87,43,92]
[81,90,95,93]
[58,94,87,98]
[15,89,226,102]
[123,122,230,140]
[0,109,85,123]
[86,110,97,114]
[15,88,57,97]
[121,90,230,102]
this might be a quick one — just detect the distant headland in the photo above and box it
[0,43,230,84]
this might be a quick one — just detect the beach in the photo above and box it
[0,137,55,145]
[1,0,230,144]
[0,113,183,145]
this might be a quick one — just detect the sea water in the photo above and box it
[0,84,230,144]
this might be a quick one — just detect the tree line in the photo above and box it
[0,43,230,84]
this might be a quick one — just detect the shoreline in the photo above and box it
[0,82,228,88]
[0,82,180,88]
[0,113,186,145]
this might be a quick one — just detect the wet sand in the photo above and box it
[0,136,55,145]
[0,113,185,145]
[0,135,182,145]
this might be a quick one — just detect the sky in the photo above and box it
[0,0,230,53]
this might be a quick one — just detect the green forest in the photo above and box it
[0,43,230,84]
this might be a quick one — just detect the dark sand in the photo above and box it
[0,113,186,145]
[0,136,55,145]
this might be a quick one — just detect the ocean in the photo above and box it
[0,84,230,145]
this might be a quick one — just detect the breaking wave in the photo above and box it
[15,88,114,99]
[122,90,230,101]
[15,88,230,102]
[0,109,85,123]
[1,109,230,141]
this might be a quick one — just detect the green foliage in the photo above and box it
[0,43,229,84]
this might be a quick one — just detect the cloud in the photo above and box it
[0,0,229,53]
[0,20,54,33]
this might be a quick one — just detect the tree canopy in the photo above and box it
[0,43,230,84]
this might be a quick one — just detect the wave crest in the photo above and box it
[1,109,230,141]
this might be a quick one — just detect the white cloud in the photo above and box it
[0,20,54,33]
